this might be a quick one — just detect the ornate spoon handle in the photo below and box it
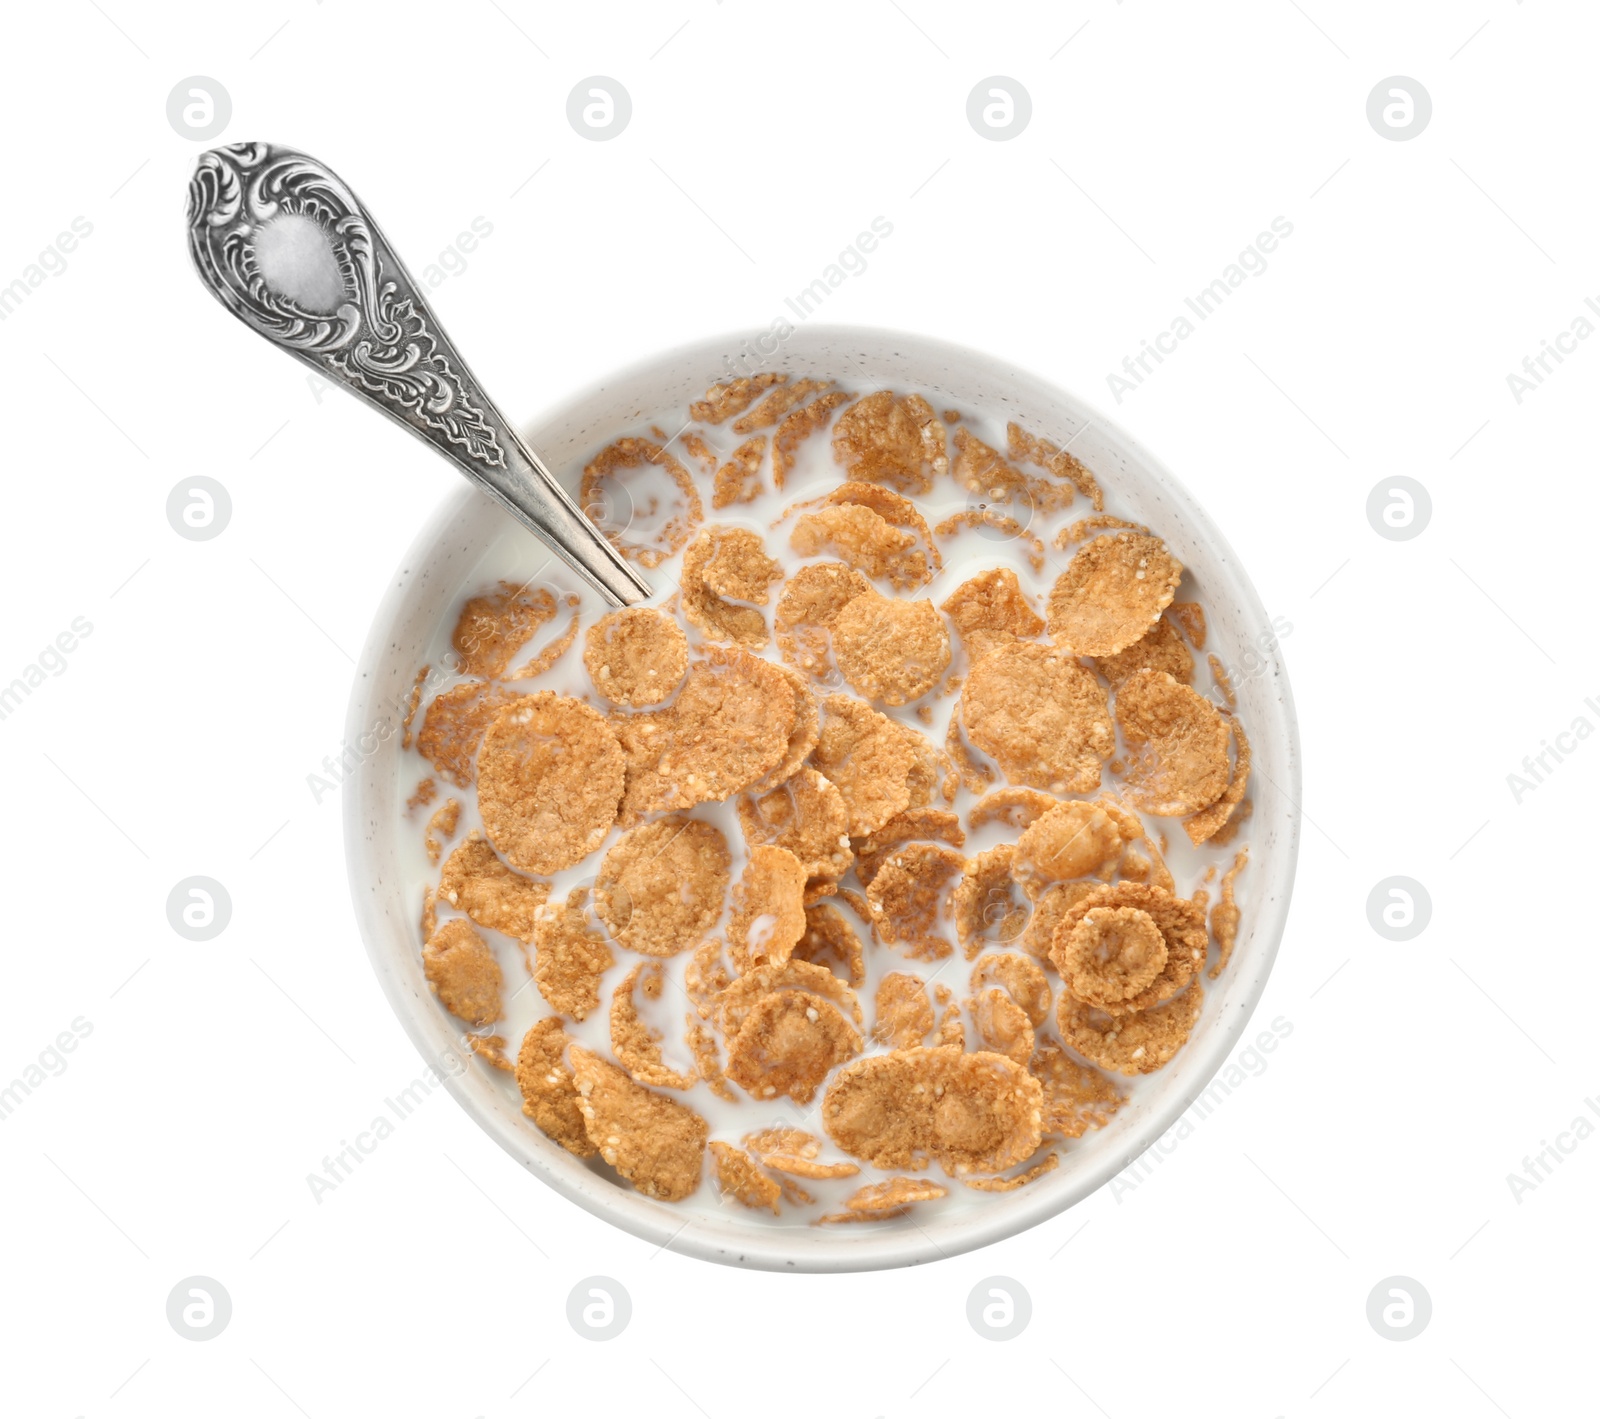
[186,142,652,607]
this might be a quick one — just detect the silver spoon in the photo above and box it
[186,142,652,607]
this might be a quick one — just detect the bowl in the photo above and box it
[343,324,1301,1272]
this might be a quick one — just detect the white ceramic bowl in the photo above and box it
[344,325,1300,1272]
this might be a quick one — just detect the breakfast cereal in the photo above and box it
[477,693,624,872]
[583,607,688,707]
[595,816,731,957]
[531,887,613,1021]
[398,369,1265,1225]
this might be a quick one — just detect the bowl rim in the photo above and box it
[343,322,1302,1272]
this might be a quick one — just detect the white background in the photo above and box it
[2,1,1593,1415]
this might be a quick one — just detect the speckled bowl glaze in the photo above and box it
[344,325,1301,1272]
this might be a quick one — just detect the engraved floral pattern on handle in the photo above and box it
[187,142,505,468]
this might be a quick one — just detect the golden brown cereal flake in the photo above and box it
[873,972,935,1050]
[422,919,503,1028]
[831,591,951,706]
[1185,714,1251,846]
[968,787,1058,833]
[824,482,941,588]
[853,807,966,889]
[961,642,1113,793]
[1057,906,1169,1009]
[822,1048,1044,1175]
[569,1046,709,1201]
[709,1141,782,1213]
[1208,848,1248,979]
[515,1019,596,1157]
[679,430,717,474]
[1057,514,1151,546]
[952,428,1075,516]
[831,391,948,495]
[701,527,782,603]
[940,568,1046,669]
[438,832,549,944]
[611,646,794,819]
[477,693,624,873]
[681,524,779,649]
[733,377,834,433]
[970,953,1052,1027]
[1011,800,1133,898]
[773,390,853,487]
[691,372,787,424]
[417,679,526,789]
[580,437,703,569]
[531,887,613,1021]
[893,720,951,809]
[793,902,867,987]
[1169,601,1207,649]
[728,844,808,973]
[725,990,863,1104]
[452,581,557,678]
[423,797,461,865]
[820,1176,948,1222]
[687,1018,738,1102]
[1208,653,1238,709]
[595,816,731,958]
[506,607,580,683]
[933,510,1047,575]
[865,843,966,960]
[712,434,768,509]
[963,1152,1060,1192]
[406,775,437,813]
[1114,668,1231,817]
[944,710,997,794]
[738,768,853,885]
[1057,983,1203,1076]
[463,1033,513,1072]
[743,1128,860,1180]
[685,938,734,1018]
[811,695,917,836]
[970,987,1034,1065]
[583,607,688,707]
[611,962,696,1089]
[1050,882,1208,1015]
[1030,1039,1124,1137]
[790,503,919,586]
[747,665,820,798]
[1022,880,1101,961]
[420,887,437,941]
[952,844,1030,955]
[401,666,429,751]
[933,983,965,1049]
[1006,420,1103,509]
[1095,614,1194,688]
[713,959,863,1040]
[774,560,871,681]
[1047,533,1183,657]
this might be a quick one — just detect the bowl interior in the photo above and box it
[344,325,1301,1272]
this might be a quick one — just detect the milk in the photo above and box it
[395,393,1247,1227]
